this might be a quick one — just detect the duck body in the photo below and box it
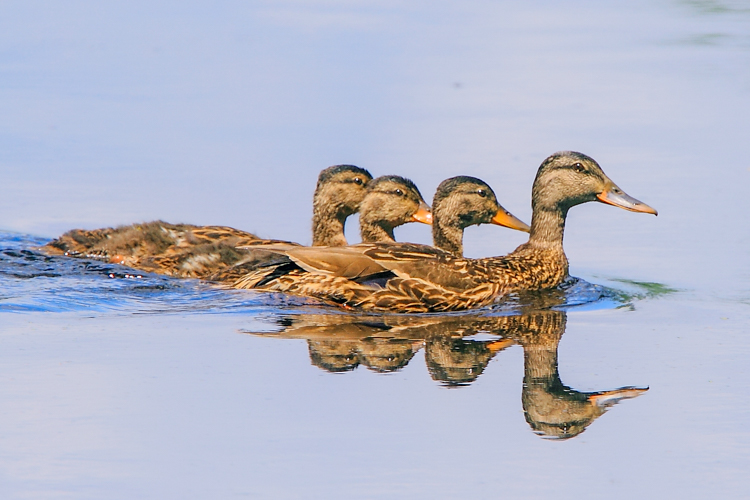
[233,241,567,312]
[232,152,656,313]
[43,221,261,277]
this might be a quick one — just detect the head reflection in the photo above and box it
[425,336,512,386]
[308,338,422,373]
[243,309,646,439]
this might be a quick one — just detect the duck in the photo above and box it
[430,176,529,257]
[230,151,657,312]
[356,175,433,242]
[41,164,373,277]
[310,164,374,246]
[211,175,434,282]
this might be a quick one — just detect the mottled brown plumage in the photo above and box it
[231,152,657,312]
[220,176,526,291]
[41,221,259,277]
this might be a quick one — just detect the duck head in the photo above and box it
[312,164,373,246]
[358,175,432,243]
[532,151,657,215]
[432,176,530,256]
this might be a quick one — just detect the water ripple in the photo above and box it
[0,231,311,315]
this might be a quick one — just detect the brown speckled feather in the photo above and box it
[229,241,568,312]
[42,221,262,278]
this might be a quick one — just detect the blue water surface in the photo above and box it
[1,1,750,499]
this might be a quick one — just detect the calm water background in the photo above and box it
[1,1,749,498]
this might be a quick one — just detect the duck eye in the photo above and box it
[477,189,487,198]
[395,189,403,196]
[573,163,585,173]
[353,177,363,185]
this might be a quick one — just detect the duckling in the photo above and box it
[232,151,656,312]
[42,164,372,277]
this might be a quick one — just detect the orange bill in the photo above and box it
[411,201,433,224]
[597,186,658,215]
[491,208,531,232]
[486,338,515,353]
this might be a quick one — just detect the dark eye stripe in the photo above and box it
[372,187,411,196]
[572,162,586,172]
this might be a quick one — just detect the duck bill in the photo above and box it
[486,338,514,353]
[411,201,433,225]
[490,209,531,232]
[588,387,649,407]
[596,186,658,215]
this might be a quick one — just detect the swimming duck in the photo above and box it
[42,164,373,276]
[431,176,529,257]
[211,175,433,282]
[231,152,657,312]
[310,164,374,246]
[356,175,433,242]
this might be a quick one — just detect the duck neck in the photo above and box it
[527,205,567,252]
[360,220,395,243]
[432,217,464,256]
[524,344,559,382]
[312,206,348,247]
[518,312,566,382]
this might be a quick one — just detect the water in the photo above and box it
[2,1,750,498]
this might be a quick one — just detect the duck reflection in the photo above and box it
[496,312,648,439]
[243,309,647,439]
[308,338,423,373]
[425,336,513,386]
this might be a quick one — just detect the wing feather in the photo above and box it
[283,247,389,279]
